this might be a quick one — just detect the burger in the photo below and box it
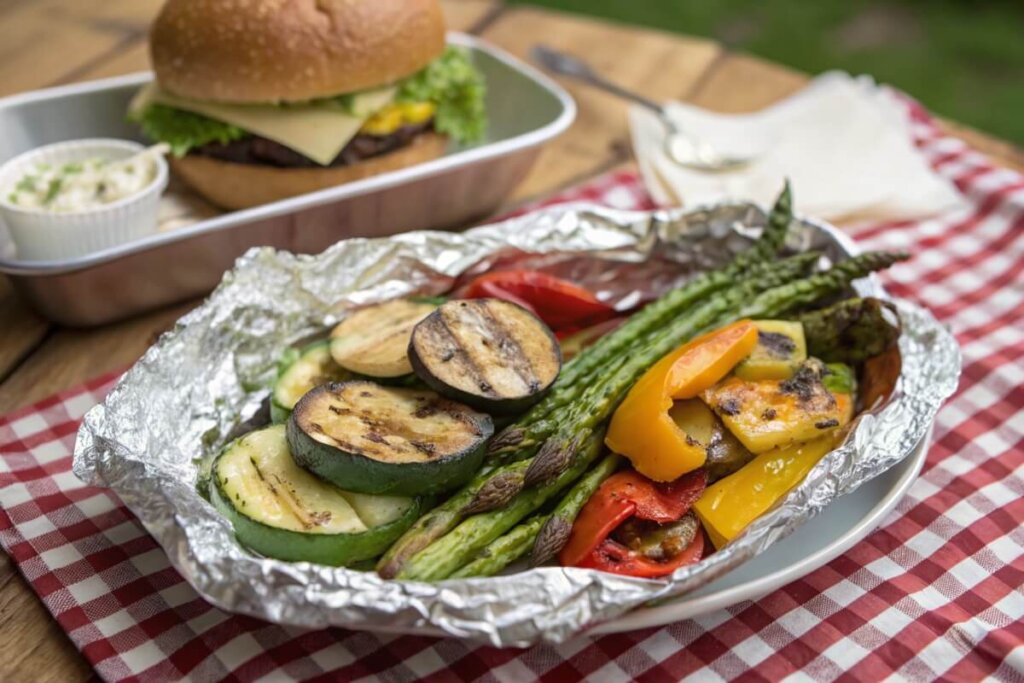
[128,0,486,210]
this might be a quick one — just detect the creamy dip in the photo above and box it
[6,146,164,213]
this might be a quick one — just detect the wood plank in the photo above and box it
[0,277,47,382]
[0,0,155,96]
[687,52,1024,174]
[0,301,194,414]
[478,6,722,201]
[441,0,503,33]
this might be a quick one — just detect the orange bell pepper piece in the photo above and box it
[605,320,758,482]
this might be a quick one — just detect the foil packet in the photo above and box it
[73,202,960,647]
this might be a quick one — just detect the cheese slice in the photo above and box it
[129,83,395,165]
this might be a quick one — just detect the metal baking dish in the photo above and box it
[0,33,575,327]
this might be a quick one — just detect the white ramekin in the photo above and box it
[0,139,168,261]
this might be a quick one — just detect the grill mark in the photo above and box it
[249,457,316,530]
[477,301,543,395]
[441,302,529,396]
[424,309,497,396]
[310,387,477,461]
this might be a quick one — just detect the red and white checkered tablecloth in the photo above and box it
[1,99,1023,681]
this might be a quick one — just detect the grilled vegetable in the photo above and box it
[799,297,901,364]
[211,425,421,566]
[459,270,616,332]
[330,299,437,379]
[693,434,836,548]
[559,469,707,578]
[822,362,857,395]
[450,513,549,579]
[701,360,854,454]
[376,458,533,578]
[578,518,704,578]
[669,399,754,482]
[271,340,351,422]
[394,432,606,581]
[733,320,807,381]
[529,452,621,567]
[380,250,906,580]
[408,299,562,415]
[605,321,759,482]
[287,381,493,496]
[861,346,902,410]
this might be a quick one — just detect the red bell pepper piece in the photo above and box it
[559,469,707,572]
[578,532,705,578]
[459,270,616,332]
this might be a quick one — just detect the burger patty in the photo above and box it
[192,121,434,169]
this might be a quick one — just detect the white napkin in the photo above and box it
[630,72,965,222]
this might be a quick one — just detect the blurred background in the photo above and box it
[511,0,1024,144]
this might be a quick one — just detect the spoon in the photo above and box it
[531,45,755,172]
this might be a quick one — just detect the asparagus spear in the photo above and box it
[449,513,550,579]
[486,182,795,454]
[530,452,621,566]
[798,297,901,363]
[450,453,622,578]
[395,432,607,581]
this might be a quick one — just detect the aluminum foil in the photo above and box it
[72,202,960,647]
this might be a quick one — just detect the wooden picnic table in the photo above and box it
[0,1,1021,679]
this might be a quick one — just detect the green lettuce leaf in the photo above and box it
[396,46,487,144]
[129,104,246,157]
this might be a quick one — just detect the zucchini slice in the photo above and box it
[211,425,421,566]
[287,381,493,495]
[408,299,562,414]
[271,340,351,422]
[330,299,438,379]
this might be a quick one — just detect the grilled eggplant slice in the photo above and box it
[408,299,562,415]
[211,425,421,566]
[330,299,438,379]
[287,381,493,495]
[271,340,351,422]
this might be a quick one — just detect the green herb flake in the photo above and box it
[43,178,63,205]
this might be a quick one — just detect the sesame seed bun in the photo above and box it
[150,0,446,103]
[170,133,449,209]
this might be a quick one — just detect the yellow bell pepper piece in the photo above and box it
[605,321,758,482]
[693,434,836,549]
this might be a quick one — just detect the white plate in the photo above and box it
[590,431,929,635]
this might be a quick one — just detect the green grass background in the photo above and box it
[510,0,1024,144]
